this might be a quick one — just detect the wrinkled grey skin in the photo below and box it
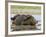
[21,15,37,25]
[21,15,37,29]
[15,15,28,25]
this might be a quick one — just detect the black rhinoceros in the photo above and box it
[11,14,37,25]
[11,14,38,31]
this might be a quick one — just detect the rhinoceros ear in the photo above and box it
[11,17,15,20]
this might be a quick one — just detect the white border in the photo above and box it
[8,2,44,35]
